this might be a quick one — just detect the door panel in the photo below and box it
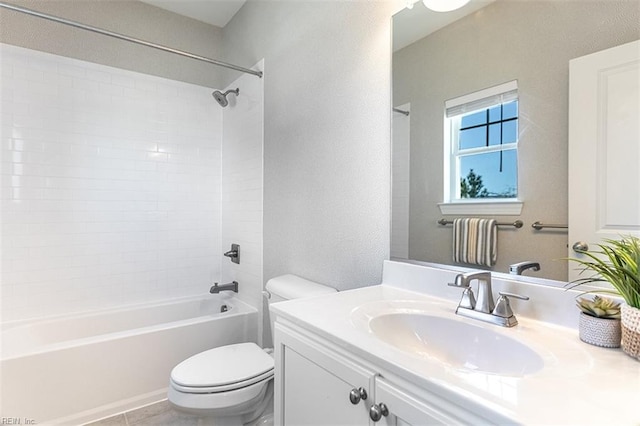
[568,40,640,282]
[283,346,369,426]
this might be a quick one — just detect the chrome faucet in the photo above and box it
[448,271,528,327]
[210,281,239,294]
[449,271,494,313]
[509,261,540,275]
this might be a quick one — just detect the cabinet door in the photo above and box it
[374,377,485,426]
[282,346,371,426]
[275,323,375,426]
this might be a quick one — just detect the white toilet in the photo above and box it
[168,274,337,425]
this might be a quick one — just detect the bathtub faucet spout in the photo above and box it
[210,281,239,294]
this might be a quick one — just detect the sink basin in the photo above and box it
[369,313,544,377]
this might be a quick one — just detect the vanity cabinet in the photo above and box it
[274,320,494,426]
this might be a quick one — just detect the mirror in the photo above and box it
[392,0,640,282]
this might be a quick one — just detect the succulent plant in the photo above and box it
[576,295,621,319]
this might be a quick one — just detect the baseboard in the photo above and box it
[46,388,168,425]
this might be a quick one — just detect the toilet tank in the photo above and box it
[266,274,337,303]
[264,274,337,348]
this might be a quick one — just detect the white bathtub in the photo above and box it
[0,294,258,425]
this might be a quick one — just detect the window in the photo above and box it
[441,81,521,214]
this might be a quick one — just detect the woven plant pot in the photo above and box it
[621,304,640,360]
[579,312,621,348]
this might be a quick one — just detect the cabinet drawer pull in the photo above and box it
[349,387,368,404]
[369,403,389,422]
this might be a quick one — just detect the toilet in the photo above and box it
[168,274,337,425]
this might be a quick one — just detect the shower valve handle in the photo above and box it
[223,244,240,264]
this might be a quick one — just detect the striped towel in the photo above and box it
[452,218,498,267]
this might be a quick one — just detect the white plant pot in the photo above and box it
[578,312,621,348]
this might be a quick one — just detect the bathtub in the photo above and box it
[0,294,258,425]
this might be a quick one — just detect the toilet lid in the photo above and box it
[171,342,274,388]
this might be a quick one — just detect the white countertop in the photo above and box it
[271,266,640,425]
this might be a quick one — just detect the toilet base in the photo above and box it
[169,380,273,426]
[251,413,274,426]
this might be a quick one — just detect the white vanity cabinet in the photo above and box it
[274,320,495,426]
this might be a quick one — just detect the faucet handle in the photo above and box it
[447,274,467,287]
[492,292,529,318]
[499,292,529,301]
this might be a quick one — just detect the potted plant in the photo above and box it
[576,296,621,348]
[568,236,640,359]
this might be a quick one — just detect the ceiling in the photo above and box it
[140,0,247,28]
[393,0,494,51]
[139,0,493,50]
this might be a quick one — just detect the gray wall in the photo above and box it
[222,0,393,290]
[393,0,640,281]
[0,0,224,88]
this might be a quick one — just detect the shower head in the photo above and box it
[212,88,239,107]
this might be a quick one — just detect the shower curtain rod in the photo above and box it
[0,2,263,78]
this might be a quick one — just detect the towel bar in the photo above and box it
[531,221,568,230]
[438,219,523,228]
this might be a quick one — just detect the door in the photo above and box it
[568,40,640,282]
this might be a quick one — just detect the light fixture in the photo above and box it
[422,0,470,12]
[405,0,418,9]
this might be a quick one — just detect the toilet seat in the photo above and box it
[170,342,274,394]
[170,369,273,394]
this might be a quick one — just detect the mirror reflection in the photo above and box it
[392,0,640,281]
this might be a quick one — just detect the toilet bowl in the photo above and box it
[168,274,336,425]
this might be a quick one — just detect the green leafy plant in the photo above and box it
[567,236,640,309]
[576,295,621,319]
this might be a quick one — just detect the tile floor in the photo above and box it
[85,400,210,426]
[85,400,274,426]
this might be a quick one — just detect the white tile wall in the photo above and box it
[0,44,225,321]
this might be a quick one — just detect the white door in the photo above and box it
[568,40,640,283]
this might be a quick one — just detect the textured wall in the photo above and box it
[222,1,393,291]
[393,0,640,281]
[0,0,224,88]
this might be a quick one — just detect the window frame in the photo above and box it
[440,81,523,215]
